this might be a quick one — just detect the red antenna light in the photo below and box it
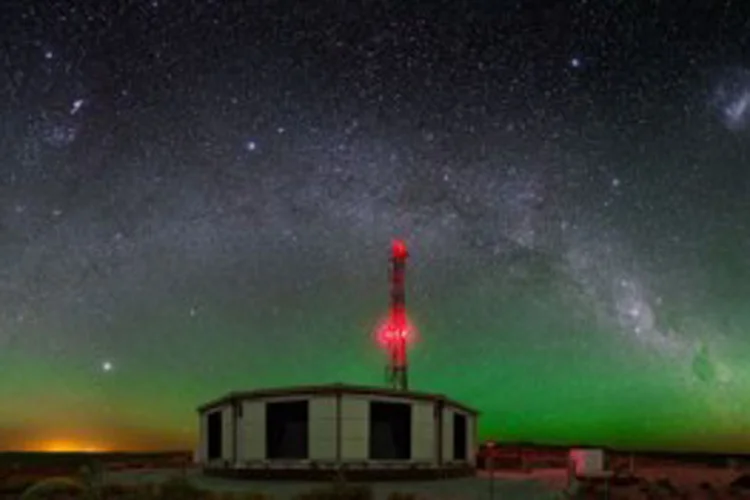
[374,239,415,391]
[392,239,408,260]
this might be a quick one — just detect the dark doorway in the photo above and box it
[266,400,309,459]
[369,401,412,460]
[453,412,467,460]
[207,410,223,460]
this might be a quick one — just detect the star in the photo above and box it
[70,99,84,115]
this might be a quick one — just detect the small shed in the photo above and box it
[569,448,612,478]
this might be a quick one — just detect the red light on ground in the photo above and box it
[391,239,408,260]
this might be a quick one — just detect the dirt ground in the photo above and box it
[5,460,750,499]
[105,465,750,499]
[105,467,558,499]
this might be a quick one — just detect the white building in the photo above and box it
[196,383,479,480]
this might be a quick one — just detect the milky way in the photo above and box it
[1,2,750,452]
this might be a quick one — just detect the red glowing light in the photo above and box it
[375,312,416,350]
[391,239,408,260]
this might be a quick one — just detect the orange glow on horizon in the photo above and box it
[2,426,195,453]
[27,440,109,453]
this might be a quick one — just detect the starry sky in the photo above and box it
[1,1,750,454]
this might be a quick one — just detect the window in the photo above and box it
[207,410,223,460]
[369,401,412,460]
[266,400,309,459]
[453,412,467,460]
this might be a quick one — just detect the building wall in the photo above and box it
[441,406,454,462]
[440,405,476,465]
[411,399,435,461]
[237,395,338,462]
[465,411,476,466]
[238,399,265,461]
[339,394,369,460]
[199,404,233,463]
[201,391,477,467]
[339,392,436,462]
[309,395,337,460]
[224,405,235,462]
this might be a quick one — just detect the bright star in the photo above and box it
[70,99,84,115]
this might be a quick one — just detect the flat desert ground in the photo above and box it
[5,451,750,499]
[105,467,559,499]
[104,466,750,499]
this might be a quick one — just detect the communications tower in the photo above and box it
[375,239,415,391]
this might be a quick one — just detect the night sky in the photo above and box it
[1,1,750,453]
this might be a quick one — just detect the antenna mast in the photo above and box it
[385,239,409,391]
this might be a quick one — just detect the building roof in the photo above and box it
[197,383,479,416]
